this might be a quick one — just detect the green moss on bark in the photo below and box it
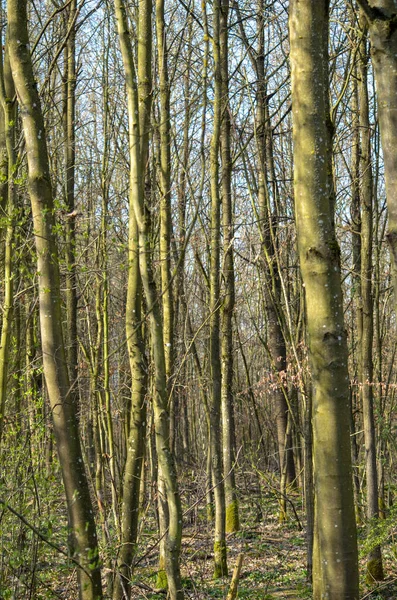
[278,502,287,524]
[366,556,384,584]
[156,569,168,590]
[156,553,168,590]
[207,501,214,523]
[213,540,228,578]
[225,500,239,533]
[379,495,386,519]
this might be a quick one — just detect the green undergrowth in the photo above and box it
[127,483,312,599]
[4,462,397,599]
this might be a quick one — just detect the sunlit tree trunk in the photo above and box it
[112,0,149,594]
[63,0,78,385]
[252,0,296,520]
[155,0,175,586]
[356,1,397,314]
[173,13,193,460]
[357,19,384,582]
[210,0,228,577]
[113,201,147,598]
[289,1,359,597]
[220,0,239,534]
[8,2,103,598]
[113,0,183,596]
[0,40,16,449]
[156,0,173,440]
[350,38,363,525]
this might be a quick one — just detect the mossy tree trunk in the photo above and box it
[62,0,78,386]
[112,0,149,594]
[112,26,148,592]
[349,34,364,525]
[155,0,175,586]
[113,0,183,596]
[356,0,397,553]
[289,1,359,598]
[356,18,384,583]
[356,1,397,314]
[8,2,103,598]
[156,0,174,447]
[0,39,16,449]
[251,0,296,519]
[210,0,228,577]
[220,0,239,535]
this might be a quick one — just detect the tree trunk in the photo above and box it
[0,40,16,449]
[350,37,364,525]
[356,1,397,314]
[210,0,227,577]
[113,0,183,596]
[253,1,296,512]
[155,0,175,586]
[8,2,103,598]
[357,19,384,582]
[289,1,359,598]
[113,138,147,598]
[220,0,239,534]
[63,0,78,386]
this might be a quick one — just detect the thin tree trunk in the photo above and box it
[0,40,16,449]
[155,0,175,587]
[356,1,397,315]
[63,0,78,385]
[111,0,149,592]
[253,1,296,512]
[156,0,174,439]
[113,0,183,596]
[304,388,314,581]
[357,20,384,582]
[220,0,239,534]
[350,38,363,525]
[210,0,227,577]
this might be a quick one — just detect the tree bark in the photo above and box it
[155,0,175,586]
[63,0,78,385]
[113,0,183,596]
[0,39,16,449]
[210,0,228,577]
[357,19,384,582]
[289,1,359,597]
[356,1,397,314]
[350,34,364,525]
[253,1,296,514]
[220,0,239,534]
[8,2,103,598]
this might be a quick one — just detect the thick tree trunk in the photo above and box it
[8,2,103,598]
[289,1,359,598]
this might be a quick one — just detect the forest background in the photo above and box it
[1,0,397,599]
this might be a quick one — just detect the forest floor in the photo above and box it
[127,477,397,600]
[3,469,397,599]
